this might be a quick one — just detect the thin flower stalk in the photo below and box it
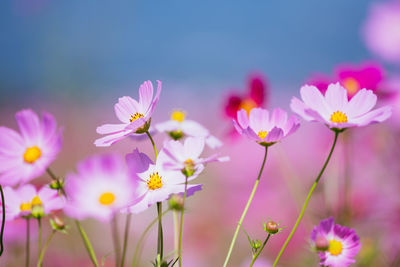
[75,220,99,267]
[0,184,5,256]
[112,216,122,267]
[223,146,268,267]
[26,218,30,267]
[249,234,271,267]
[37,230,56,267]
[272,131,340,266]
[121,213,132,267]
[178,175,189,267]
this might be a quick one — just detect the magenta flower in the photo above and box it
[311,217,361,267]
[95,80,162,147]
[0,109,62,186]
[64,154,138,222]
[363,1,400,63]
[2,184,65,220]
[291,83,392,130]
[233,107,300,146]
[158,137,229,176]
[155,110,222,149]
[224,73,268,119]
[125,149,202,214]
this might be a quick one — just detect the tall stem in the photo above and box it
[112,216,121,267]
[37,230,55,267]
[75,220,99,267]
[223,146,269,267]
[178,176,189,267]
[37,218,42,260]
[145,131,158,158]
[0,184,5,256]
[272,131,339,267]
[249,234,271,267]
[173,211,179,259]
[46,168,66,196]
[121,213,132,267]
[156,202,164,263]
[26,218,30,267]
[132,209,171,267]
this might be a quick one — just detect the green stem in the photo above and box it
[37,230,56,267]
[38,218,42,260]
[178,176,189,267]
[121,213,132,267]
[223,146,269,267]
[75,220,99,267]
[249,234,271,267]
[46,168,66,196]
[272,131,339,267]
[112,216,121,267]
[156,202,164,264]
[0,184,5,256]
[145,131,158,158]
[131,209,171,267]
[26,218,30,267]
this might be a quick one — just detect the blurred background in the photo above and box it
[1,0,399,266]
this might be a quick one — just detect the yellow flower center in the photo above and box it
[239,98,257,114]
[329,239,343,256]
[31,196,42,206]
[129,112,144,122]
[147,172,163,190]
[330,111,348,124]
[171,110,186,122]
[20,202,31,212]
[23,146,41,164]
[258,131,268,140]
[343,77,360,95]
[99,192,116,206]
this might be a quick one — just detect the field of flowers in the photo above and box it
[1,1,399,267]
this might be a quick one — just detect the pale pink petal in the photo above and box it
[345,89,377,118]
[290,97,315,121]
[0,127,25,156]
[236,109,249,129]
[249,108,269,132]
[147,80,162,116]
[270,108,288,129]
[180,120,209,137]
[94,130,132,147]
[155,120,179,133]
[41,112,58,141]
[243,127,262,142]
[325,83,348,111]
[96,123,127,134]
[139,80,154,113]
[283,115,301,136]
[300,85,331,118]
[114,96,141,123]
[205,135,222,149]
[351,106,392,126]
[15,109,41,145]
[184,137,205,160]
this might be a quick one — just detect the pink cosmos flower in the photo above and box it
[125,149,202,214]
[291,83,392,130]
[224,73,268,119]
[363,1,400,63]
[64,154,138,222]
[0,109,62,186]
[95,80,162,147]
[233,107,300,146]
[155,110,222,149]
[158,137,229,176]
[1,184,65,220]
[311,217,361,267]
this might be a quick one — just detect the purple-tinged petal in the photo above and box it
[0,127,24,156]
[139,80,154,113]
[126,149,153,174]
[265,127,284,143]
[96,124,127,134]
[114,96,141,123]
[15,109,41,145]
[94,130,132,147]
[236,109,249,129]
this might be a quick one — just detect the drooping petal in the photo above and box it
[94,130,132,147]
[351,106,392,126]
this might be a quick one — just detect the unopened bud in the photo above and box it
[31,204,44,219]
[135,120,151,134]
[264,221,279,234]
[168,130,184,140]
[49,179,64,190]
[169,194,184,211]
[251,240,262,250]
[315,236,329,251]
[182,159,196,177]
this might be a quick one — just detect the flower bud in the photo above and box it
[169,194,184,211]
[135,119,151,134]
[182,159,196,177]
[31,204,44,219]
[49,179,64,190]
[315,235,329,251]
[264,221,279,234]
[251,240,262,250]
[168,130,184,140]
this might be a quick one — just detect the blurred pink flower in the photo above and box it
[125,149,202,214]
[64,154,137,222]
[291,83,391,129]
[2,184,64,220]
[224,73,268,119]
[306,73,333,94]
[159,137,229,176]
[311,217,361,267]
[155,110,222,149]
[0,109,62,186]
[233,107,299,146]
[363,1,400,63]
[95,80,161,147]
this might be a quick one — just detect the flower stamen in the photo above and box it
[328,239,343,256]
[130,112,144,122]
[99,192,116,206]
[330,111,348,123]
[147,172,163,190]
[171,110,186,122]
[258,131,268,140]
[23,146,41,164]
